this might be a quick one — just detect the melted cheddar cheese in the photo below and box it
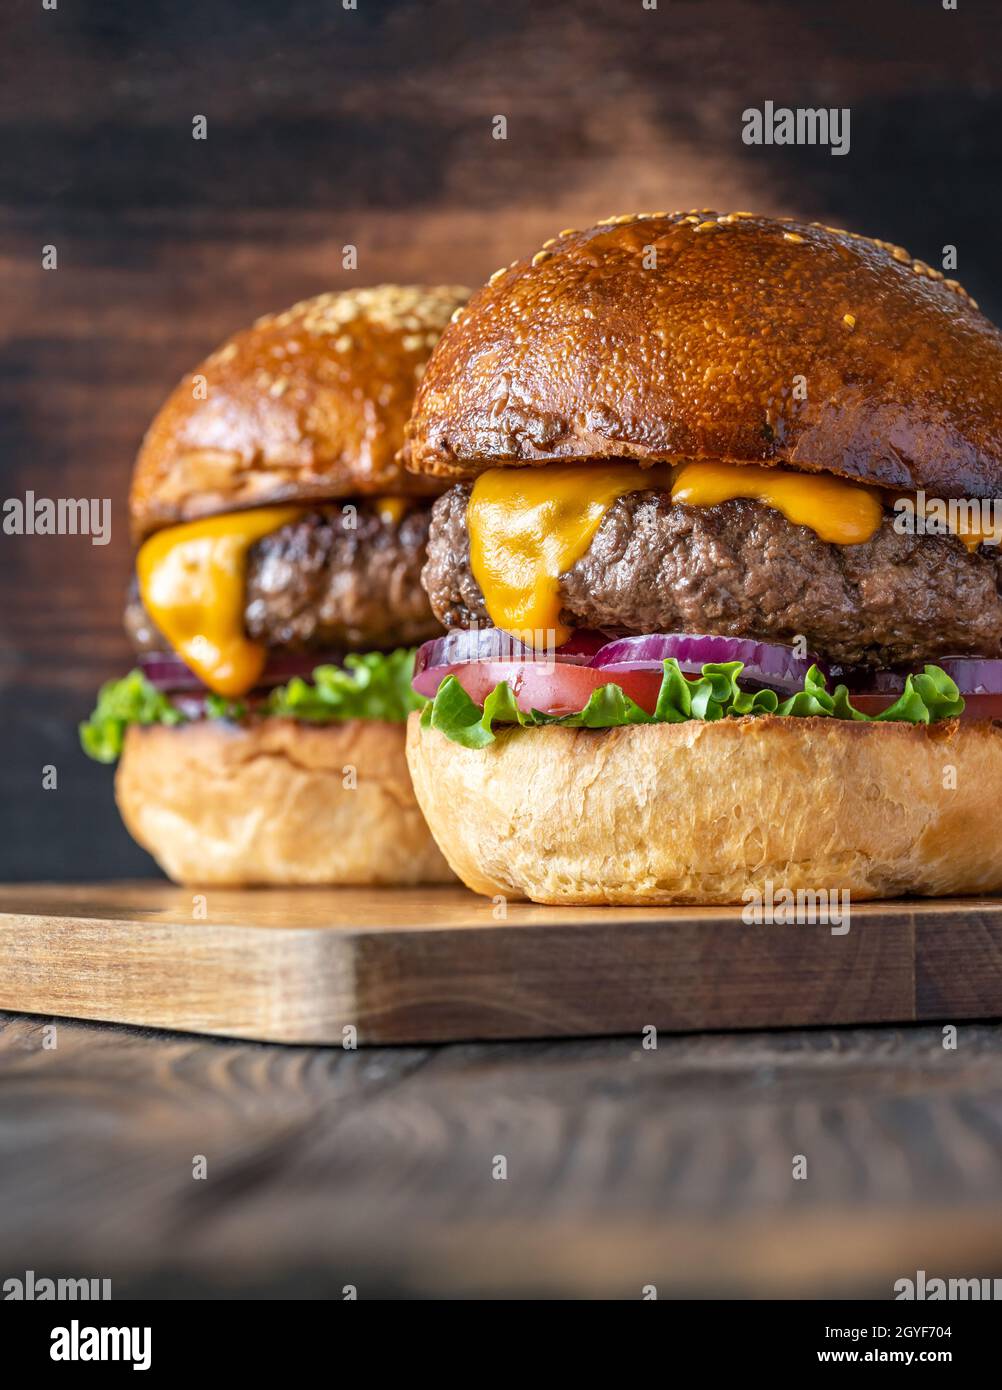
[910,493,1002,553]
[955,523,1002,553]
[468,464,666,646]
[466,462,886,646]
[137,507,302,696]
[671,462,883,545]
[374,496,408,526]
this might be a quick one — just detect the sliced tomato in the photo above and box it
[952,694,1002,720]
[843,692,900,717]
[837,691,1002,720]
[442,660,666,716]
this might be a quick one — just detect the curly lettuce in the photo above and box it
[420,659,966,750]
[264,650,425,723]
[80,649,424,763]
[79,669,185,764]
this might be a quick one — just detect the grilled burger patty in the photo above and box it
[424,484,1002,668]
[126,503,441,656]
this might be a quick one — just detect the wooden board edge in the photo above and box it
[1,901,1001,1045]
[0,912,357,1044]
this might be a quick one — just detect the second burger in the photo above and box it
[81,284,467,886]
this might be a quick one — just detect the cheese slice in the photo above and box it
[912,493,1002,553]
[137,507,302,697]
[467,461,886,647]
[374,496,408,526]
[955,522,1002,553]
[671,462,884,545]
[468,464,666,646]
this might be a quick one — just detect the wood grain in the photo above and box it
[3,883,1002,1044]
[3,1011,1002,1297]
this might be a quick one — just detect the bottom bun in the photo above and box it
[117,717,454,886]
[406,713,1002,905]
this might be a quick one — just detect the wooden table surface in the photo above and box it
[3,1011,1002,1299]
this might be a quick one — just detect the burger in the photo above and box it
[81,284,468,886]
[403,213,1002,906]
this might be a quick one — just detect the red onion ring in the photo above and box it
[835,658,1002,697]
[587,633,825,694]
[413,627,610,688]
[139,649,345,694]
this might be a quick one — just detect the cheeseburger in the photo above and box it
[82,285,467,885]
[404,213,1002,905]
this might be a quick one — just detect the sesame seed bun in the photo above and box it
[131,284,468,541]
[406,712,1002,906]
[404,213,1002,500]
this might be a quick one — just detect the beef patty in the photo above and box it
[423,484,1002,667]
[126,502,441,656]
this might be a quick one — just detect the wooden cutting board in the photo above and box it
[2,883,1002,1045]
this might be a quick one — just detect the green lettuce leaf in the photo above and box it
[79,668,185,764]
[265,650,425,724]
[420,659,966,747]
[80,650,424,763]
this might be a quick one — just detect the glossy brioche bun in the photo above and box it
[117,717,454,886]
[406,712,1002,906]
[404,212,1002,500]
[131,284,468,541]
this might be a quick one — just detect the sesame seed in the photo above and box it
[783,231,806,244]
[843,313,856,329]
[488,268,507,285]
[295,284,467,339]
[532,250,552,266]
[558,228,578,237]
[695,220,719,231]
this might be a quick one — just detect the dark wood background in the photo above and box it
[4,0,1002,879]
[4,1011,1002,1299]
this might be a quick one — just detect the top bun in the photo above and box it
[131,284,468,539]
[404,213,1002,500]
